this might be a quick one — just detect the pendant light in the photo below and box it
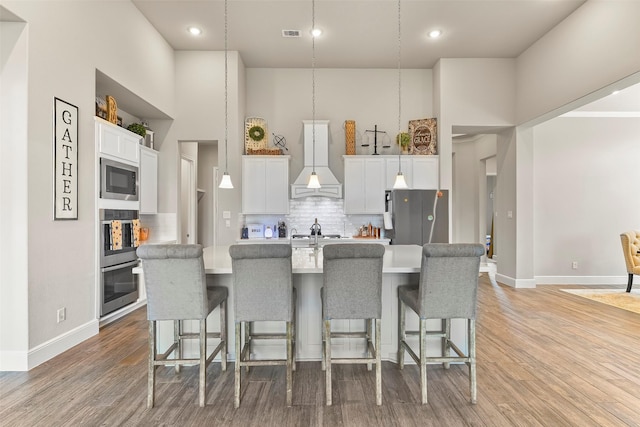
[307,0,321,189]
[219,0,233,189]
[393,0,408,190]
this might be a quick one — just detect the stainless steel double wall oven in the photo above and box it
[99,209,139,316]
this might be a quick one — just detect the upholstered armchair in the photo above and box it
[620,231,640,292]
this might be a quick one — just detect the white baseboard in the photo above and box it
[535,275,628,285]
[27,319,99,370]
[495,273,536,288]
[0,350,29,371]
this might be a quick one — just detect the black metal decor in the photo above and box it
[362,124,391,155]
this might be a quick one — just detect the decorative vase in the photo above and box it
[345,120,356,155]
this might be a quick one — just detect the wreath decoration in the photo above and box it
[248,125,265,142]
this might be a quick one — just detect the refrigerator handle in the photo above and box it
[385,191,392,213]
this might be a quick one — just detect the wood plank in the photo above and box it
[2,277,640,426]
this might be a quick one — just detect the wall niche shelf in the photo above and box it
[95,69,173,151]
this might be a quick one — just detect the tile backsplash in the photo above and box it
[242,198,384,238]
[139,213,177,243]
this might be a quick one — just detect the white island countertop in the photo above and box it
[200,244,421,274]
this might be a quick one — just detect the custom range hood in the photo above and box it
[291,120,343,198]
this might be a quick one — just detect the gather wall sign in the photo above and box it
[53,97,78,220]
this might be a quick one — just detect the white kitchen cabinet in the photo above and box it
[242,155,290,214]
[382,155,439,190]
[95,117,141,164]
[139,146,158,214]
[343,156,385,214]
[411,156,439,189]
[384,157,413,190]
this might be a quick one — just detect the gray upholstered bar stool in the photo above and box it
[322,243,385,406]
[397,243,484,405]
[137,244,227,408]
[228,244,295,408]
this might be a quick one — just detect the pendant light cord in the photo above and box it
[224,0,229,175]
[397,0,402,174]
[312,0,316,175]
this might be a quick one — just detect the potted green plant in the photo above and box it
[127,123,146,138]
[396,132,410,153]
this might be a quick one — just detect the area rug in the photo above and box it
[561,288,640,314]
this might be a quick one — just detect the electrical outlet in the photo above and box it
[57,308,66,323]
[572,261,578,270]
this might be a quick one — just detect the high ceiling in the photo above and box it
[132,0,587,69]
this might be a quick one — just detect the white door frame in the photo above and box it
[180,154,196,244]
[212,166,219,247]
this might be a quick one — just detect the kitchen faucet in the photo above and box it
[310,218,321,246]
[290,228,297,238]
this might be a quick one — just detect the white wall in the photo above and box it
[533,116,640,283]
[0,0,175,370]
[435,58,517,190]
[516,0,640,124]
[246,68,432,186]
[159,51,245,246]
[0,21,29,369]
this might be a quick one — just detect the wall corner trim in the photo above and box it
[27,319,99,371]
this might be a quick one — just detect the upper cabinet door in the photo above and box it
[96,118,141,164]
[343,156,385,214]
[385,157,412,190]
[264,157,289,214]
[242,156,290,214]
[139,146,158,214]
[411,156,439,189]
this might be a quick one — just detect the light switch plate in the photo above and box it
[223,210,231,219]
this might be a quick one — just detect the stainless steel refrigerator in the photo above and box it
[390,189,449,245]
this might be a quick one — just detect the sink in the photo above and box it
[292,234,341,239]
[291,234,342,248]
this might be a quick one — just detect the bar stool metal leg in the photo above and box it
[173,320,181,374]
[147,320,156,409]
[375,318,382,406]
[244,321,251,374]
[469,319,477,404]
[292,291,297,372]
[220,300,227,371]
[443,319,451,370]
[234,322,241,409]
[367,319,373,371]
[286,321,293,406]
[398,299,406,369]
[420,318,428,404]
[321,299,326,371]
[325,319,332,406]
[198,319,207,407]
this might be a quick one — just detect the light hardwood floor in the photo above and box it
[2,276,639,426]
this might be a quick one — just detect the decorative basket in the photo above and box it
[106,95,118,125]
[247,148,282,156]
[245,117,268,153]
[345,120,356,155]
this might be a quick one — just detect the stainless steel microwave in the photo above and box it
[100,158,139,201]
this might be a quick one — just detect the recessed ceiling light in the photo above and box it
[311,28,322,37]
[188,26,202,36]
[428,29,442,39]
[611,90,620,95]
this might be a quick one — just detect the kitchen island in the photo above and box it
[138,245,471,363]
